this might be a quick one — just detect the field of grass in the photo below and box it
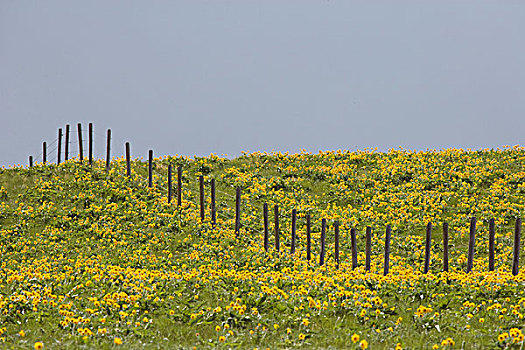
[1,147,525,349]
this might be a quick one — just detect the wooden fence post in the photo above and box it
[57,128,62,165]
[106,129,111,171]
[384,224,391,276]
[319,219,326,266]
[263,203,269,252]
[88,122,93,165]
[274,204,280,252]
[177,166,182,206]
[65,124,70,161]
[424,222,432,274]
[125,142,131,177]
[29,156,33,168]
[234,187,241,236]
[199,175,205,222]
[211,179,216,226]
[306,214,311,261]
[167,164,172,203]
[291,209,297,254]
[351,227,357,270]
[513,218,521,276]
[466,217,476,273]
[77,123,83,162]
[443,222,449,272]
[43,142,47,164]
[148,150,153,187]
[365,226,372,271]
[334,221,340,268]
[489,218,495,272]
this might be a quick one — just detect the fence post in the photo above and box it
[177,166,182,206]
[199,175,205,222]
[443,222,449,272]
[263,203,269,252]
[365,226,371,271]
[466,217,476,273]
[291,209,297,254]
[65,124,70,161]
[513,218,521,276]
[274,204,280,252]
[77,123,83,162]
[125,142,131,177]
[384,224,391,276]
[489,218,495,272]
[319,219,326,266]
[334,221,340,268]
[106,129,111,171]
[88,122,93,165]
[306,214,311,261]
[43,142,47,164]
[29,156,33,168]
[234,187,241,236]
[211,179,216,226]
[351,227,357,270]
[167,164,172,203]
[148,150,153,187]
[424,222,432,274]
[57,128,62,165]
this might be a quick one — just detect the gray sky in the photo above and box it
[1,1,525,166]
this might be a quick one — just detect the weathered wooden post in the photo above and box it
[424,222,432,274]
[263,203,269,252]
[319,219,326,266]
[29,156,33,168]
[65,124,70,161]
[306,214,311,261]
[489,218,495,272]
[365,226,372,271]
[210,179,216,225]
[148,150,153,187]
[177,166,182,206]
[512,218,521,276]
[125,142,131,177]
[88,122,93,165]
[274,204,280,251]
[384,224,391,276]
[167,164,172,203]
[106,129,111,171]
[351,227,357,270]
[57,128,62,165]
[334,221,340,268]
[443,222,449,272]
[466,217,476,273]
[291,209,297,254]
[43,142,47,164]
[77,123,83,162]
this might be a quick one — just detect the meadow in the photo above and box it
[1,147,525,349]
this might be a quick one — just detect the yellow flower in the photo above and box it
[114,337,123,345]
[273,324,279,330]
[302,319,310,327]
[19,330,25,337]
[359,340,368,349]
[215,325,221,332]
[34,342,44,350]
[351,334,360,343]
[395,343,402,350]
[298,333,306,340]
[219,336,226,342]
[432,345,439,350]
[286,328,292,335]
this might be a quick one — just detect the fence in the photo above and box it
[23,123,524,276]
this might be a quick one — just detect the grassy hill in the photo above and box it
[1,148,525,349]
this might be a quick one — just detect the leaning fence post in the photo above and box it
[424,222,432,274]
[291,209,297,254]
[167,164,172,203]
[199,175,205,222]
[351,227,357,270]
[512,218,521,276]
[234,187,241,236]
[319,219,326,266]
[77,123,83,162]
[443,222,449,272]
[88,122,93,165]
[306,214,311,261]
[106,129,111,171]
[43,142,47,164]
[210,179,216,226]
[274,204,280,251]
[466,217,476,273]
[125,142,131,177]
[384,224,391,276]
[334,221,340,268]
[57,128,62,165]
[65,124,70,161]
[177,166,182,206]
[489,218,495,272]
[263,203,269,252]
[365,226,372,271]
[148,150,153,187]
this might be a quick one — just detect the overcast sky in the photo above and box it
[1,1,524,166]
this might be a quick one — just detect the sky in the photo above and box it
[1,1,525,166]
